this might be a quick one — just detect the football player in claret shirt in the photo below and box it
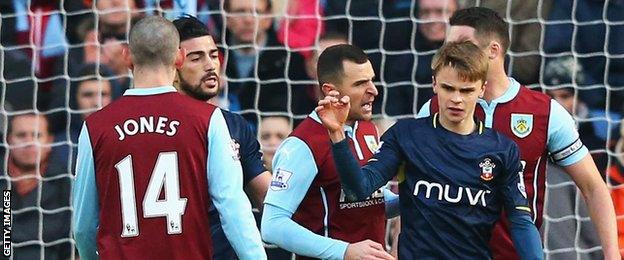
[417,7,619,260]
[318,41,543,259]
[172,15,272,260]
[72,16,266,260]
[261,44,397,260]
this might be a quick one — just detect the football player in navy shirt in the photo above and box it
[172,15,271,259]
[317,41,543,259]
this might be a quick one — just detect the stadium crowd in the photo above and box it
[1,0,623,259]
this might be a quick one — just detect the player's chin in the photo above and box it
[358,111,373,121]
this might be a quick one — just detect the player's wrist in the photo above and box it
[328,130,346,143]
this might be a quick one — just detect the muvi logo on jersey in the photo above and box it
[413,180,492,207]
[511,113,533,138]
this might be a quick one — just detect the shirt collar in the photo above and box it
[123,86,177,96]
[480,77,520,104]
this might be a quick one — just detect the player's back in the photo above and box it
[85,90,217,259]
[387,115,525,259]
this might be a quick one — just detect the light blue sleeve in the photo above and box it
[416,99,431,118]
[72,123,99,260]
[547,100,589,166]
[207,109,266,260]
[261,137,348,259]
[383,187,400,218]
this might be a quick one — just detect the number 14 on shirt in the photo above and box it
[115,151,188,237]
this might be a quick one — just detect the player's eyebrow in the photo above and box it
[186,50,206,57]
[440,82,454,88]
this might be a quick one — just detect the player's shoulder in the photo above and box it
[291,116,326,139]
[516,85,551,104]
[393,116,431,131]
[220,109,251,129]
[482,127,520,152]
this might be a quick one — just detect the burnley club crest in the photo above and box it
[479,158,496,181]
[511,113,533,138]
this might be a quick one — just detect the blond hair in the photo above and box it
[431,41,488,84]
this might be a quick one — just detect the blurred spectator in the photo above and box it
[608,122,624,254]
[52,64,113,171]
[8,0,68,110]
[258,116,292,171]
[543,0,624,112]
[276,0,324,59]
[87,0,142,97]
[382,0,457,116]
[222,0,311,125]
[0,114,72,260]
[91,0,141,35]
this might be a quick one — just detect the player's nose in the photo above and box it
[366,81,378,96]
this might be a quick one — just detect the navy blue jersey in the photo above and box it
[210,110,266,260]
[332,114,539,259]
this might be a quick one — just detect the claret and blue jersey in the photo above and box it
[333,113,542,259]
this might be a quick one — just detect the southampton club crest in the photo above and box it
[479,158,496,181]
[511,113,533,138]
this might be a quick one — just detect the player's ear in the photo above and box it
[432,76,438,94]
[174,48,186,69]
[122,47,133,71]
[478,80,486,98]
[487,41,501,60]
[321,83,336,96]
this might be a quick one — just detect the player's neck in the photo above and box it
[132,67,176,89]
[483,69,510,102]
[438,115,476,135]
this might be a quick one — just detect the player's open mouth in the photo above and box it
[203,77,218,88]
[362,102,373,112]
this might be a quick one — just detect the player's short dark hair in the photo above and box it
[449,7,509,52]
[173,15,210,42]
[432,41,488,84]
[317,44,369,86]
[128,16,179,68]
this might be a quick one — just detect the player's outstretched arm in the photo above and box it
[207,109,266,260]
[262,137,393,259]
[72,124,100,260]
[563,155,620,259]
[548,100,620,259]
